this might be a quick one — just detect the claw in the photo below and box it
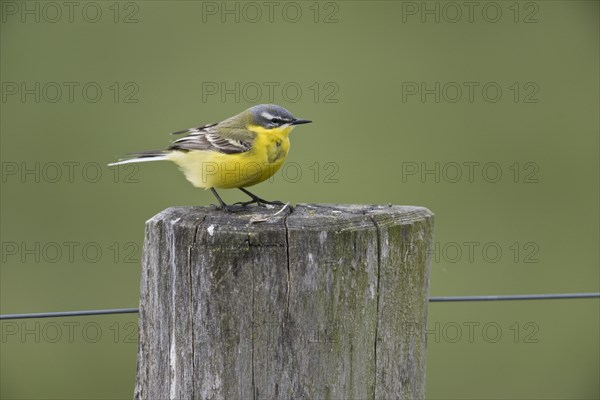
[232,200,255,207]
[211,203,246,213]
[211,188,285,212]
[238,188,285,207]
[233,199,284,208]
[223,205,246,213]
[226,206,247,213]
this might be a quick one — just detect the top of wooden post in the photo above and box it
[146,203,433,233]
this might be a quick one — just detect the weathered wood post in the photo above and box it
[135,204,434,400]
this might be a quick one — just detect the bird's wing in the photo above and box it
[168,124,253,154]
[170,123,218,135]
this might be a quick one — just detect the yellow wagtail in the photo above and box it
[109,104,311,211]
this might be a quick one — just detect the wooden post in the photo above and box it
[134,204,434,400]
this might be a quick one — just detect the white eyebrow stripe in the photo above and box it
[261,111,276,120]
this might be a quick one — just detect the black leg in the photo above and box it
[234,188,284,207]
[210,188,227,208]
[210,188,244,212]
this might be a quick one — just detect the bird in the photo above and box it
[108,104,312,211]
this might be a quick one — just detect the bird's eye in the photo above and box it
[271,118,279,124]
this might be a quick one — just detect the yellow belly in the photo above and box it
[167,129,291,189]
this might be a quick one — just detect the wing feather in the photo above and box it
[170,123,218,135]
[168,124,253,154]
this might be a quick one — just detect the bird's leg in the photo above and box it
[234,188,284,207]
[210,188,244,212]
[210,188,228,208]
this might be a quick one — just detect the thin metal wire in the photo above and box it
[1,293,598,320]
[429,292,600,302]
[0,308,139,320]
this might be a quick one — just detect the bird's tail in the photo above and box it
[108,150,170,166]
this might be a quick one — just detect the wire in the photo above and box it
[0,308,139,320]
[429,292,600,302]
[1,293,598,320]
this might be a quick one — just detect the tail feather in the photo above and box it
[108,150,169,166]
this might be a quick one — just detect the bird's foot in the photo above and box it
[210,203,247,213]
[233,199,284,208]
[232,200,257,207]
[237,188,286,208]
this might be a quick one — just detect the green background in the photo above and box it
[1,1,598,398]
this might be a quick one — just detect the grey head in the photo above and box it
[248,104,312,129]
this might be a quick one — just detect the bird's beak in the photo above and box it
[291,118,312,125]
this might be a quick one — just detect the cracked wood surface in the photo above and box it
[134,204,434,400]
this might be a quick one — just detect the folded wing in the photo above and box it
[169,124,253,154]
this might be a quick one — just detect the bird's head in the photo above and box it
[244,104,311,134]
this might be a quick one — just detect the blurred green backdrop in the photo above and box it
[1,1,598,399]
